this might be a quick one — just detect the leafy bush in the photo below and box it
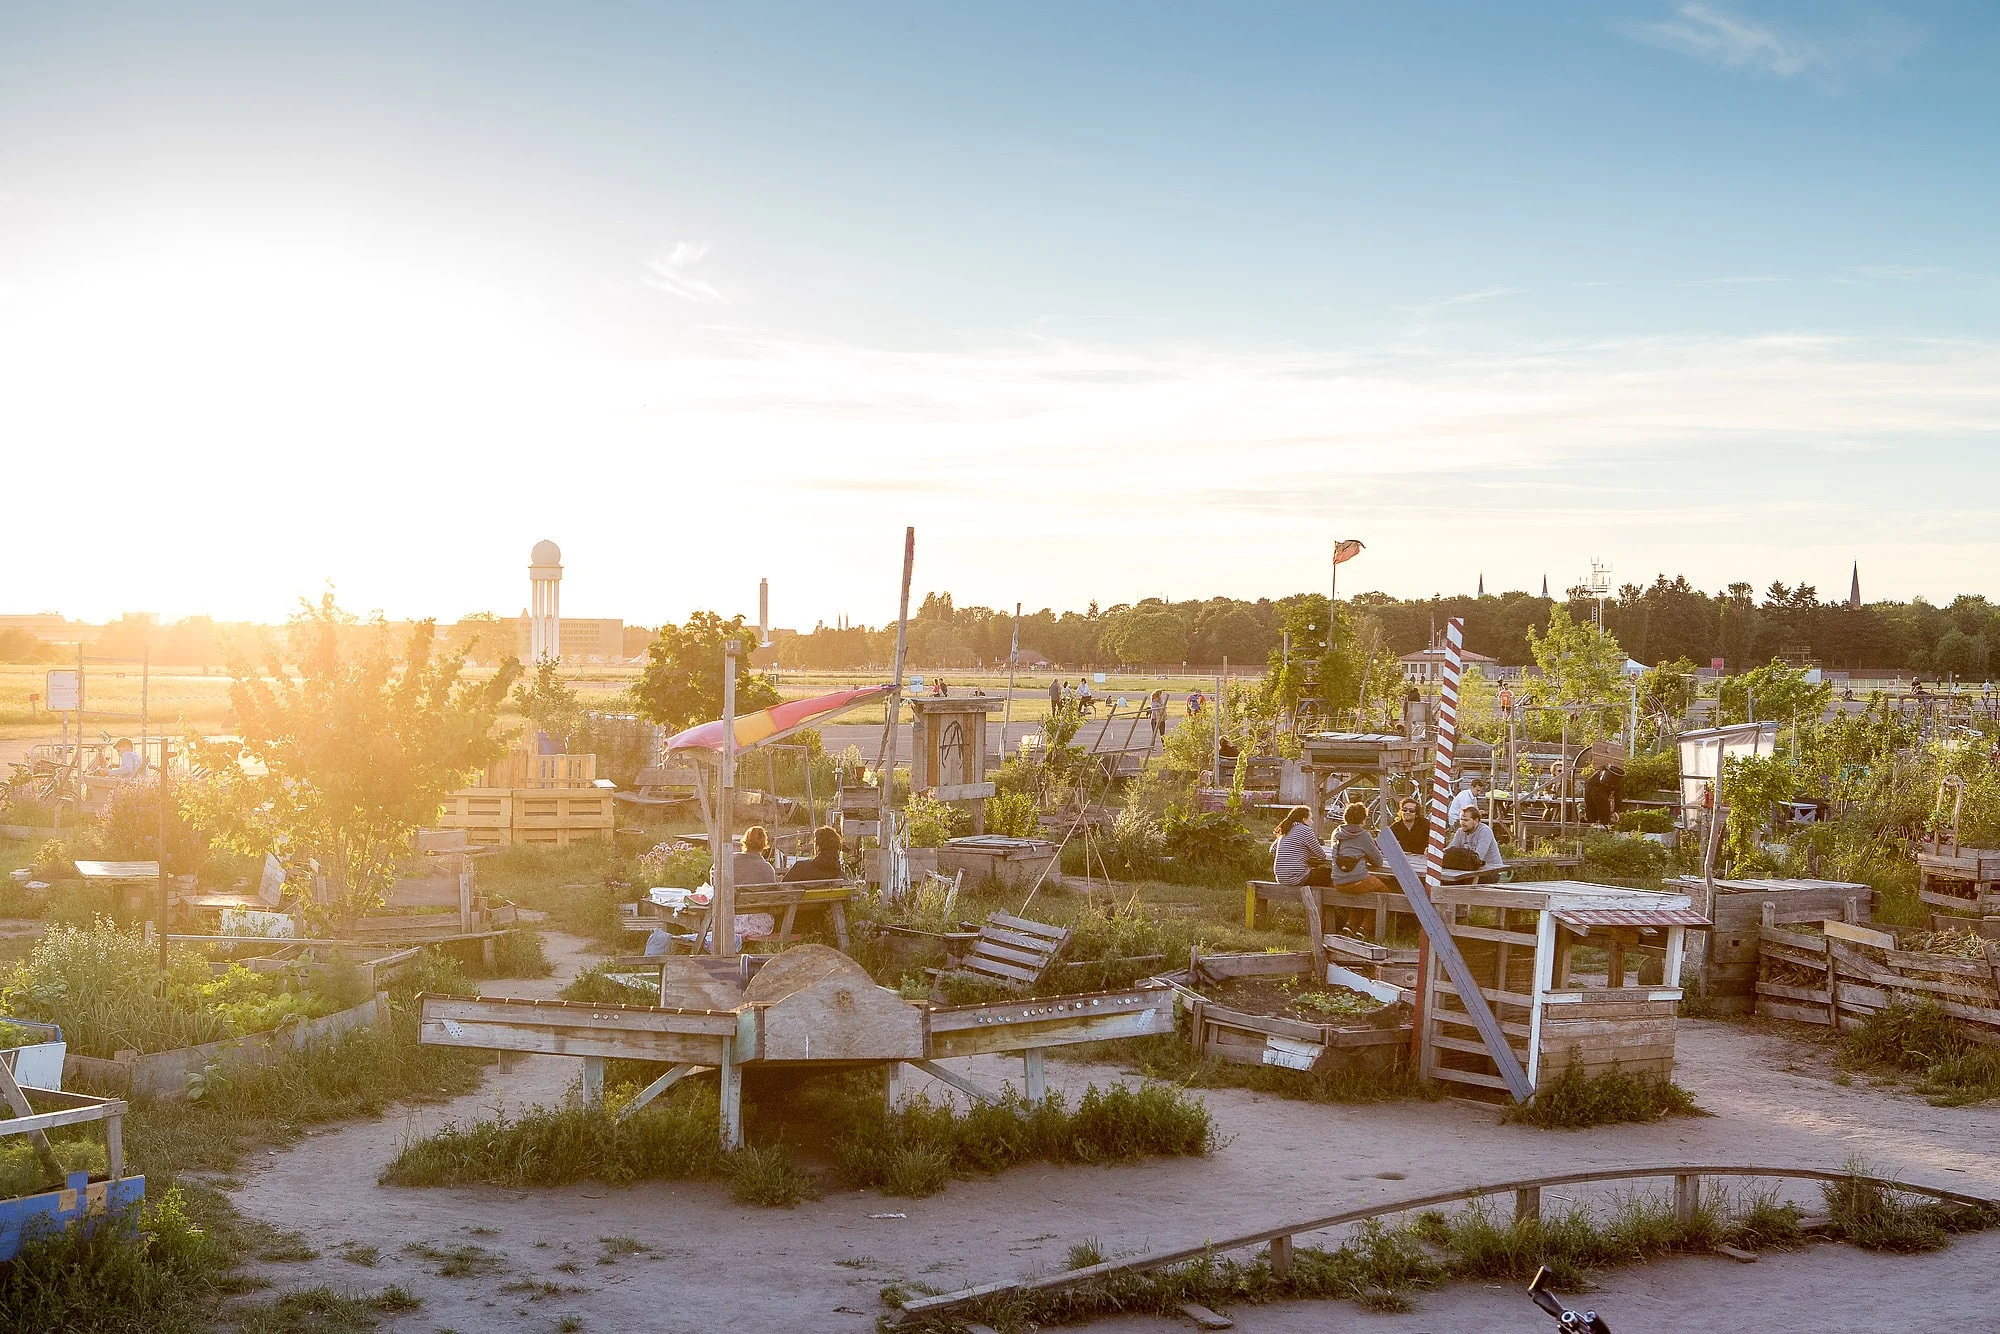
[479,927,553,979]
[637,840,709,888]
[903,793,962,849]
[1614,807,1674,834]
[1580,831,1670,881]
[560,965,659,1006]
[1,921,338,1058]
[1619,748,1678,796]
[984,791,1040,838]
[1100,805,1165,879]
[1162,809,1259,874]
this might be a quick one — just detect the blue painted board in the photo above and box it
[0,1171,146,1261]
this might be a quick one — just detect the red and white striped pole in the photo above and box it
[1411,616,1465,1069]
[1423,617,1466,889]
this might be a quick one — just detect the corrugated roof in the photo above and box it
[1553,907,1713,930]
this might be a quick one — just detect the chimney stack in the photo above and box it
[759,578,770,645]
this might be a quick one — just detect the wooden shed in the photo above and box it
[909,696,1001,832]
[1421,882,1709,1098]
[1672,876,1873,1015]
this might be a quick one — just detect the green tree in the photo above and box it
[1101,604,1189,665]
[513,659,584,748]
[1525,604,1625,712]
[1636,656,1699,725]
[632,612,780,731]
[1714,659,1832,729]
[183,593,520,928]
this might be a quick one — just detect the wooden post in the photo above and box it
[718,1038,743,1150]
[1268,1234,1294,1278]
[1302,884,1326,979]
[582,1055,605,1109]
[0,1057,62,1183]
[876,527,916,786]
[1514,1186,1541,1225]
[1212,663,1224,791]
[156,738,171,975]
[1024,1047,1045,1102]
[1001,601,1020,764]
[1825,935,1840,1029]
[106,1108,123,1181]
[715,640,739,956]
[1674,1172,1699,1226]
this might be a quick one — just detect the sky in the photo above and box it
[2,2,1997,630]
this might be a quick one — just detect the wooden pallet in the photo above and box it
[931,913,1070,993]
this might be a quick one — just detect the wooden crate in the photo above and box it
[1756,915,2000,1039]
[438,789,512,831]
[1916,848,2000,918]
[512,791,615,830]
[517,753,597,789]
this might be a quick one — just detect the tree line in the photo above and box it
[770,581,2000,677]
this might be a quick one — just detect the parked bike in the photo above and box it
[1528,1266,1610,1333]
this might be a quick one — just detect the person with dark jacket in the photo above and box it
[784,825,846,882]
[1327,803,1387,890]
[1389,796,1429,855]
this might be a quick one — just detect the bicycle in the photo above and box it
[1528,1266,1610,1333]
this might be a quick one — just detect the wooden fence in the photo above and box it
[1755,907,2000,1039]
[892,1163,1996,1323]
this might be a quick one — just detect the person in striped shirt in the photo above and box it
[1271,806,1330,886]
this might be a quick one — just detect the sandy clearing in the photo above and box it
[226,930,2000,1332]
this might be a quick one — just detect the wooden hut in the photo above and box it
[1672,876,1873,1015]
[1420,882,1709,1098]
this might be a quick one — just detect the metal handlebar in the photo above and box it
[1528,1266,1610,1333]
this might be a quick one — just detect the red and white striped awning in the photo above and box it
[1553,908,1712,931]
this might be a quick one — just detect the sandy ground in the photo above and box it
[223,929,2000,1332]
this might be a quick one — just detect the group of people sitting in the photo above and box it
[1270,794,1505,891]
[728,823,847,886]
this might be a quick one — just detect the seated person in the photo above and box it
[734,826,780,886]
[784,825,846,882]
[1447,777,1485,824]
[1327,802,1387,892]
[1270,806,1331,887]
[94,738,145,782]
[1389,796,1430,854]
[1442,806,1505,884]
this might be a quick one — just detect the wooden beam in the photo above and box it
[910,1059,1002,1104]
[1376,833,1533,1102]
[616,1064,708,1122]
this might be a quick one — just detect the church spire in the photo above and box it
[1477,572,1485,596]
[1848,561,1861,609]
[1541,574,1549,599]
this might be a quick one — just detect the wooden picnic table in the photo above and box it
[622,879,855,952]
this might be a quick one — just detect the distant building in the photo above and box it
[514,616,625,664]
[1398,646,1499,683]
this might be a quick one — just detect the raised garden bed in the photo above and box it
[63,991,389,1101]
[1156,950,1410,1075]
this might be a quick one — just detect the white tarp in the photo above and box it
[1677,722,1779,818]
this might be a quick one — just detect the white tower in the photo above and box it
[529,540,563,662]
[759,578,770,646]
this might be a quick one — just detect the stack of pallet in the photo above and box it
[1755,910,2000,1037]
[438,748,616,848]
[1917,846,2000,927]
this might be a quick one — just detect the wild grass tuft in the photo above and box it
[379,1088,724,1190]
[1840,1000,2000,1106]
[1823,1159,1999,1253]
[1500,1062,1704,1129]
[476,926,554,979]
[726,1143,823,1207]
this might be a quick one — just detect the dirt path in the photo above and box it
[229,938,2000,1332]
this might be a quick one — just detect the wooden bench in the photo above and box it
[624,880,855,952]
[1245,881,1412,935]
[929,912,1071,995]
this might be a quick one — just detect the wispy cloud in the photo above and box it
[644,240,728,304]
[1680,274,1793,286]
[1836,264,1947,283]
[1629,3,1921,86]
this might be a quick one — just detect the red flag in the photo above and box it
[1332,539,1366,566]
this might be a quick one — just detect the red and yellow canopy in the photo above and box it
[665,684,891,754]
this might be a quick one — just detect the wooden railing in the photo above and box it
[893,1163,1998,1322]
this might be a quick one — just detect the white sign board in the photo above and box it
[908,675,924,690]
[1092,672,1106,684]
[45,669,81,712]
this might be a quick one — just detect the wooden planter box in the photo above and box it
[937,837,1059,892]
[877,924,981,969]
[64,993,389,1102]
[1917,848,2000,918]
[1159,950,1410,1076]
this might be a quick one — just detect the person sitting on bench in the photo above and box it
[1271,806,1331,887]
[1443,805,1504,883]
[1327,802,1387,892]
[734,825,779,886]
[784,825,845,882]
[1389,795,1430,854]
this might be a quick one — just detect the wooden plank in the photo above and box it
[987,913,1068,941]
[1824,920,1897,951]
[1430,1032,1530,1062]
[1539,1017,1679,1041]
[981,924,1062,954]
[1432,979,1537,1010]
[1429,1010,1533,1040]
[970,939,1050,970]
[959,955,1041,984]
[1883,949,1991,978]
[1377,835,1531,1102]
[1427,1065,1511,1090]
[1756,999,1833,1026]
[420,994,739,1034]
[1757,981,1832,1004]
[1447,924,1541,948]
[420,1017,730,1064]
[1324,962,1407,1005]
[1322,936,1392,964]
[1197,952,1316,979]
